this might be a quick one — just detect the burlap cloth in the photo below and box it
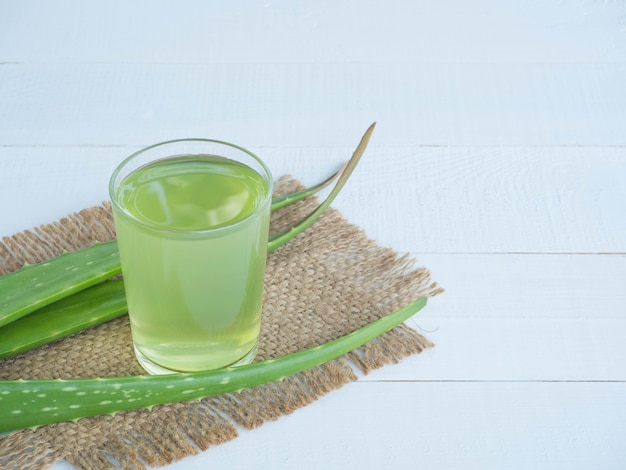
[0,176,442,469]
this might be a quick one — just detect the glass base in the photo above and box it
[134,341,259,375]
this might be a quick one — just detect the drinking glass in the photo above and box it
[109,139,273,374]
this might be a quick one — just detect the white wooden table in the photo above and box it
[1,1,625,468]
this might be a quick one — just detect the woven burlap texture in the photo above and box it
[0,176,442,469]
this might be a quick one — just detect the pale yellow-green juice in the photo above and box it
[113,155,270,372]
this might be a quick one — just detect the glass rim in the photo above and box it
[108,138,274,237]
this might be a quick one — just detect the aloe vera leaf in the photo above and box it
[0,296,427,434]
[0,280,126,360]
[0,169,349,330]
[267,122,375,251]
[270,162,345,211]
[0,242,121,328]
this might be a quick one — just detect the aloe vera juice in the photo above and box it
[112,155,271,373]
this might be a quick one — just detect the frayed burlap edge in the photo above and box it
[0,176,443,470]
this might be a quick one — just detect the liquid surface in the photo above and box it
[113,155,270,373]
[117,155,267,231]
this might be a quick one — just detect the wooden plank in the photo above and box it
[50,382,626,470]
[2,0,625,64]
[2,147,624,253]
[337,148,626,253]
[417,254,626,318]
[368,317,626,382]
[0,63,625,147]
